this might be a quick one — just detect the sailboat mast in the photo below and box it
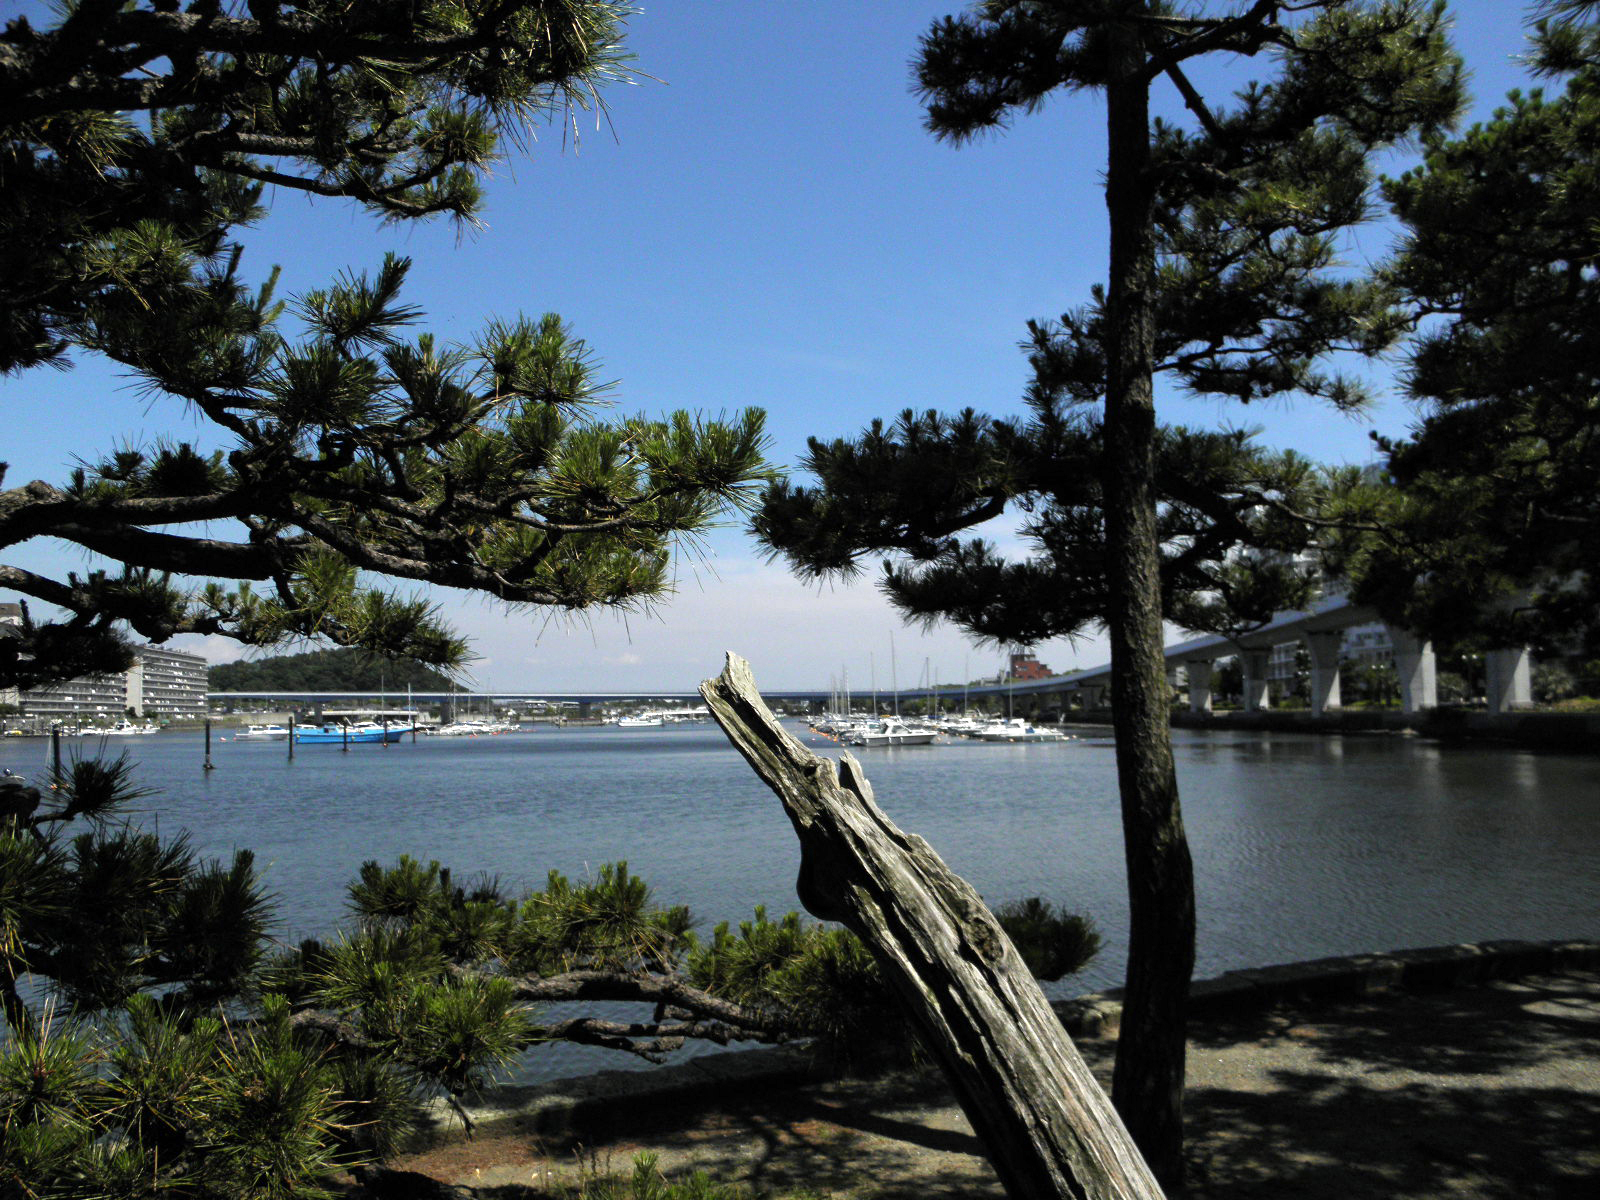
[890,631,899,718]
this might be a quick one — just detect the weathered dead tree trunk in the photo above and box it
[701,653,1164,1200]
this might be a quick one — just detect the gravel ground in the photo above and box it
[381,970,1600,1199]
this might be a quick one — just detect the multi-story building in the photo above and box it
[16,671,130,723]
[16,643,208,722]
[1008,651,1053,681]
[126,646,209,720]
[1262,620,1395,699]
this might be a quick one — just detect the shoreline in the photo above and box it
[415,937,1600,1148]
[1058,707,1600,753]
[387,939,1600,1199]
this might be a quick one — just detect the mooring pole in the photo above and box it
[288,711,296,761]
[204,719,215,771]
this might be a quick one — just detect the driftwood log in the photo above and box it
[701,654,1164,1200]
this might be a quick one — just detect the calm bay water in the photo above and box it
[6,722,1596,1077]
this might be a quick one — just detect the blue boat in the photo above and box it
[292,722,408,744]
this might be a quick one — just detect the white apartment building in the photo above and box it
[16,643,208,722]
[125,646,209,719]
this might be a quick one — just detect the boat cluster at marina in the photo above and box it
[605,706,713,728]
[229,717,522,743]
[3,719,163,738]
[806,711,1072,746]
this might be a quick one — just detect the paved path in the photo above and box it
[390,970,1600,1198]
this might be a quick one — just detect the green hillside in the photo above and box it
[209,649,456,693]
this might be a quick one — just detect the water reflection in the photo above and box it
[3,723,1595,1078]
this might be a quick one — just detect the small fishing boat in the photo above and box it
[615,715,664,728]
[292,721,407,744]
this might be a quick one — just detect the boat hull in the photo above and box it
[293,727,407,744]
[234,726,290,741]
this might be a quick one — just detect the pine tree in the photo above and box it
[1321,0,1600,656]
[755,1,1460,1183]
[0,762,1098,1196]
[0,2,771,687]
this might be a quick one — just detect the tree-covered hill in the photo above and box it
[208,649,456,693]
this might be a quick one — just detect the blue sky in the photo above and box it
[2,1,1542,692]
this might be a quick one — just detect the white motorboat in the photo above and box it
[938,713,989,737]
[848,716,939,747]
[233,723,291,741]
[975,718,1066,743]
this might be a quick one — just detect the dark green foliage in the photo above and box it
[1,254,773,688]
[762,2,1462,652]
[0,0,633,374]
[1,2,774,688]
[993,897,1102,983]
[571,1152,755,1200]
[756,410,1327,645]
[2,755,267,1020]
[1320,2,1600,654]
[686,907,907,1061]
[759,2,1463,1186]
[210,648,456,693]
[2,755,1100,1196]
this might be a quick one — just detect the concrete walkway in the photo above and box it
[387,964,1600,1198]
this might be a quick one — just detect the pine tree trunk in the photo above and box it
[702,654,1165,1200]
[1101,15,1198,1193]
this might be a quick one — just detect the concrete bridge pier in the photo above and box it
[1306,630,1343,716]
[1486,647,1533,713]
[1185,658,1214,715]
[1242,650,1272,712]
[1389,627,1438,713]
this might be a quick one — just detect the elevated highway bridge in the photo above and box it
[212,596,1535,720]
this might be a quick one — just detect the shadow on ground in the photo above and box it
[1184,975,1600,1198]
[387,972,1600,1199]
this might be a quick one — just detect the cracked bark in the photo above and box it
[701,653,1162,1200]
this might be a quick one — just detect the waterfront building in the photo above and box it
[17,671,130,722]
[126,646,209,720]
[17,644,208,722]
[1009,651,1053,682]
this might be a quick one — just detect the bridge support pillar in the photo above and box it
[1184,658,1213,715]
[1485,647,1532,713]
[1389,627,1438,713]
[1242,650,1271,712]
[1306,631,1343,716]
